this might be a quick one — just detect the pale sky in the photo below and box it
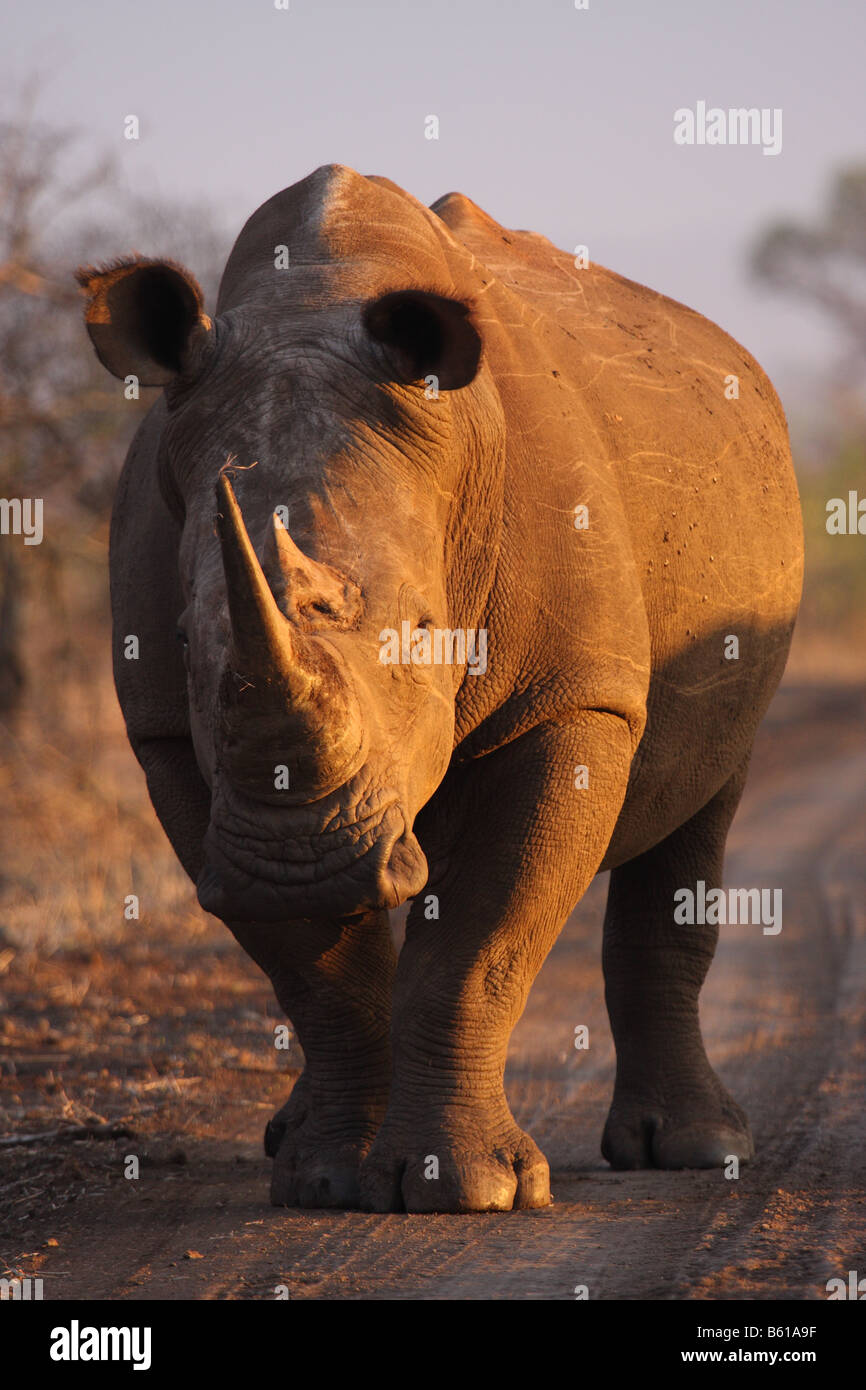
[5,0,864,432]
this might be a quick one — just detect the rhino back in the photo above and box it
[432,191,803,858]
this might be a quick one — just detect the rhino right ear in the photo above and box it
[75,257,211,386]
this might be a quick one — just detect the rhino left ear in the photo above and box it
[75,256,211,386]
[363,289,481,390]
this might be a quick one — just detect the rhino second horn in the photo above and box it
[216,472,316,705]
[262,512,362,626]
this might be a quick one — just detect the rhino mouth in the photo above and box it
[196,799,428,922]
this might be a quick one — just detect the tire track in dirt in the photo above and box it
[667,763,866,1300]
[16,682,866,1300]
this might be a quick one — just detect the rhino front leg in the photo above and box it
[360,713,637,1213]
[227,911,395,1208]
[601,760,755,1169]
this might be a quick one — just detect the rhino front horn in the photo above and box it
[216,472,317,704]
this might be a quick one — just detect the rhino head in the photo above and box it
[78,167,504,923]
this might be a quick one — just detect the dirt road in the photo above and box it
[2,679,864,1299]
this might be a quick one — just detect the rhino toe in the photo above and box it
[271,1158,362,1210]
[602,1091,754,1171]
[359,1123,551,1213]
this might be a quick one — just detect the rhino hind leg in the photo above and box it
[601,759,755,1170]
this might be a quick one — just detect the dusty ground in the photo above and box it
[1,671,864,1300]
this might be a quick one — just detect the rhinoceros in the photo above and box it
[77,164,803,1213]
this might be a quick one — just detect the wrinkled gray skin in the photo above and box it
[78,165,803,1212]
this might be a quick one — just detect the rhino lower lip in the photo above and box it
[195,813,428,921]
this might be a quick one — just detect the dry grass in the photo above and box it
[0,527,204,954]
[0,534,298,1261]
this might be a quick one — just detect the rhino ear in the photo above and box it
[75,257,211,386]
[363,289,481,390]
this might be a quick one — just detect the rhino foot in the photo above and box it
[601,1082,754,1170]
[265,1074,384,1209]
[270,1146,366,1209]
[358,1114,551,1213]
